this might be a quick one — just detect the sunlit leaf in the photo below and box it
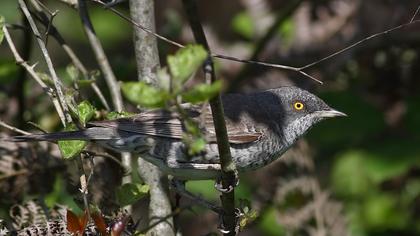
[58,124,87,159]
[188,137,206,156]
[157,67,171,91]
[77,100,96,126]
[106,111,135,120]
[116,183,149,207]
[181,80,223,104]
[122,81,169,108]
[167,44,208,84]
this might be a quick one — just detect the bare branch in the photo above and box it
[0,120,32,135]
[29,0,110,110]
[2,25,67,124]
[77,0,123,112]
[18,0,72,125]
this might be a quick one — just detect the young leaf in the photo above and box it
[58,124,87,159]
[66,65,80,81]
[121,81,169,108]
[188,137,206,156]
[66,209,83,235]
[77,100,96,126]
[181,80,223,104]
[106,111,135,120]
[167,44,208,84]
[91,211,108,236]
[0,16,4,45]
[116,183,150,207]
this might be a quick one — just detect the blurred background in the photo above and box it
[0,0,419,235]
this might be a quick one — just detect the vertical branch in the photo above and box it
[18,0,72,125]
[182,0,237,235]
[77,0,123,112]
[76,0,132,214]
[128,0,174,235]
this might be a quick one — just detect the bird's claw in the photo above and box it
[217,208,241,234]
[214,175,239,193]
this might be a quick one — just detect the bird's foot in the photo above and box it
[214,173,239,193]
[217,208,241,234]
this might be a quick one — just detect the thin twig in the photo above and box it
[182,1,237,235]
[90,0,420,87]
[2,25,66,123]
[77,0,123,112]
[0,120,32,135]
[299,19,420,70]
[410,5,420,23]
[18,0,72,125]
[29,0,110,110]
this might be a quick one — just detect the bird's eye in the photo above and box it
[293,101,304,110]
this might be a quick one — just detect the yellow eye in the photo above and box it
[293,102,304,110]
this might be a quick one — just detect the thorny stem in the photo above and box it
[29,0,110,110]
[182,0,237,235]
[2,25,66,124]
[18,0,72,125]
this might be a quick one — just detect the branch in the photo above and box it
[77,0,123,112]
[18,0,72,125]
[128,0,174,235]
[2,25,67,125]
[29,0,110,110]
[182,0,237,235]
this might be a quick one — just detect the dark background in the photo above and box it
[0,0,419,235]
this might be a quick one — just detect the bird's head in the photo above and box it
[270,87,346,145]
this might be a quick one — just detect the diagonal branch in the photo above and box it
[2,25,66,125]
[77,0,123,112]
[18,0,72,125]
[29,0,110,110]
[182,0,237,235]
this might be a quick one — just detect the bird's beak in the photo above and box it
[315,109,347,118]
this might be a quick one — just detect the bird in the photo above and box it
[6,87,346,180]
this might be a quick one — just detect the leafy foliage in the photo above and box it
[77,100,96,126]
[58,124,87,159]
[116,183,149,207]
[167,44,208,84]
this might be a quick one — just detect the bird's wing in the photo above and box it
[89,107,263,144]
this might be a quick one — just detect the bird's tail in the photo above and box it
[3,127,119,142]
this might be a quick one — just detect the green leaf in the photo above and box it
[0,16,4,45]
[188,138,206,156]
[181,80,223,104]
[58,125,87,159]
[66,65,80,81]
[122,81,169,108]
[231,11,254,39]
[167,44,208,85]
[116,183,149,207]
[0,61,18,83]
[106,111,135,120]
[77,100,96,126]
